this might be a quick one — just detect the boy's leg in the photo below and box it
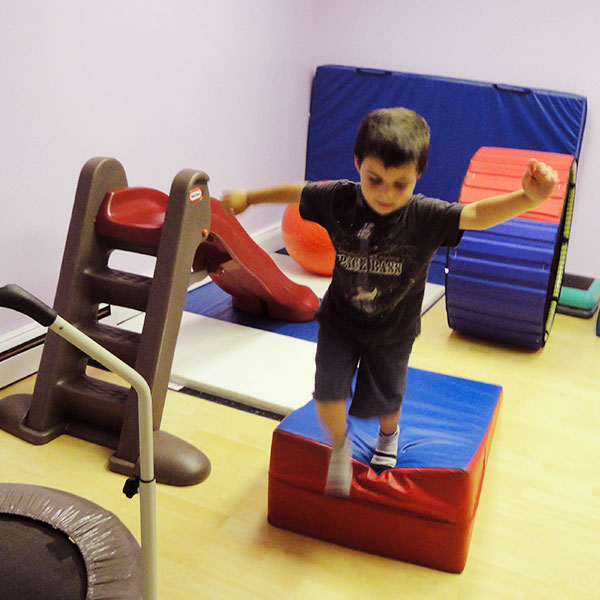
[371,409,401,469]
[315,399,353,497]
[315,399,348,446]
[313,321,359,497]
[350,336,414,470]
[378,410,401,435]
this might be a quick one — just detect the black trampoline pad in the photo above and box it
[0,514,86,599]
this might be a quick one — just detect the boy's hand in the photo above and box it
[522,159,559,203]
[221,190,249,215]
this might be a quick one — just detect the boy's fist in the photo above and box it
[522,159,559,203]
[221,190,248,215]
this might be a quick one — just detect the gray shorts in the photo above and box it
[313,321,415,419]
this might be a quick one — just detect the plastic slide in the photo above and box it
[193,198,319,322]
[98,189,320,322]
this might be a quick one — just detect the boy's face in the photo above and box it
[354,155,419,216]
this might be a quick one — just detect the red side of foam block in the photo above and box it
[268,391,502,573]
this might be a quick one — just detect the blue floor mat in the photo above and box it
[185,282,320,342]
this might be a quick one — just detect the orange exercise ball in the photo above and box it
[281,204,335,276]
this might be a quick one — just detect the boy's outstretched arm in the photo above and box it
[221,182,306,215]
[459,159,559,230]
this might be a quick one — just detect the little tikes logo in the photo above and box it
[189,187,204,203]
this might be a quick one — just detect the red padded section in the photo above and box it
[268,477,474,573]
[96,187,168,248]
[459,147,574,224]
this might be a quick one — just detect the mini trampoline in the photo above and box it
[0,483,142,599]
[0,284,157,600]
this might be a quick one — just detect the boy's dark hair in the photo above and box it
[354,107,430,174]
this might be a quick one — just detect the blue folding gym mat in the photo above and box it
[305,66,587,347]
[305,65,586,193]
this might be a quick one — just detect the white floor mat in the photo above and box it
[121,254,444,416]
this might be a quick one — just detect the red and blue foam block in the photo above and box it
[268,368,502,573]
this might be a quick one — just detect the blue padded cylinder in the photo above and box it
[447,219,559,347]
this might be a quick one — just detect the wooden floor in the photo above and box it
[1,302,599,599]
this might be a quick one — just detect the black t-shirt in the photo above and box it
[300,180,464,345]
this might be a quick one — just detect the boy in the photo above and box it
[222,108,558,497]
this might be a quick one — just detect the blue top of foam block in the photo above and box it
[276,367,502,470]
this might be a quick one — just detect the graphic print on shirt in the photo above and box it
[335,221,417,317]
[352,222,377,313]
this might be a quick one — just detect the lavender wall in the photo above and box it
[0,1,318,334]
[1,0,598,338]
